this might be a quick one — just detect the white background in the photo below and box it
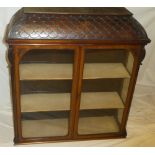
[0,7,155,148]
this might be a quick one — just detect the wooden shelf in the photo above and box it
[21,92,124,112]
[21,93,71,112]
[20,63,130,80]
[81,92,124,109]
[22,118,68,138]
[20,63,73,80]
[83,63,130,79]
[78,116,119,134]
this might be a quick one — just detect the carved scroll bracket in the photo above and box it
[140,48,146,65]
[128,47,146,66]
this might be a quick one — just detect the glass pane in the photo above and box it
[19,49,74,138]
[78,49,134,135]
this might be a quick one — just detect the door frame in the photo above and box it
[73,45,142,139]
[11,45,80,143]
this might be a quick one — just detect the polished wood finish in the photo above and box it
[6,7,150,144]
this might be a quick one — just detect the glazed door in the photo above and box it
[76,47,134,136]
[18,46,78,140]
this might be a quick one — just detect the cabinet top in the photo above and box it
[23,7,132,15]
[6,7,150,44]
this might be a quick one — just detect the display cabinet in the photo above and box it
[6,7,150,144]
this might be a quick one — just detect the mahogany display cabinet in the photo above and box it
[6,7,150,144]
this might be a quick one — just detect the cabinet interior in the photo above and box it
[19,48,134,138]
[78,49,133,135]
[20,49,74,138]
